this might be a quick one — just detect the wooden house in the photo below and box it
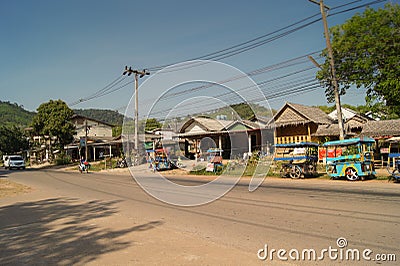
[268,102,333,144]
[361,119,400,139]
[65,114,121,161]
[326,107,373,136]
[313,114,373,140]
[177,116,266,159]
[360,119,400,166]
[71,114,114,138]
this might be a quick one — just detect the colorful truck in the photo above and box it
[274,142,319,179]
[323,137,376,181]
[386,136,400,182]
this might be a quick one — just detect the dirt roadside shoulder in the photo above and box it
[0,178,31,199]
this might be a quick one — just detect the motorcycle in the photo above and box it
[79,161,90,173]
[116,158,128,168]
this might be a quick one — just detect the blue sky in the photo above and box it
[0,0,395,113]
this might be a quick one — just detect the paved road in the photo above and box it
[1,168,399,265]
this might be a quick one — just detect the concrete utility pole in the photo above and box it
[85,119,90,161]
[309,0,345,140]
[123,66,150,156]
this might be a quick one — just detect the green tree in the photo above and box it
[230,103,255,120]
[31,100,75,150]
[316,105,336,114]
[0,126,29,155]
[143,118,162,131]
[112,125,122,137]
[317,4,400,118]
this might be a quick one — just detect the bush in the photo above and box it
[190,164,225,175]
[55,154,71,165]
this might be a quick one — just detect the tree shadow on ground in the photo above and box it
[0,198,163,265]
[0,169,10,178]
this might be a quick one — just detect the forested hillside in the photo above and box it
[0,101,126,128]
[0,99,371,131]
[0,101,35,127]
[73,108,125,125]
[208,103,275,120]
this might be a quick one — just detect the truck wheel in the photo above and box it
[345,167,359,181]
[290,166,302,179]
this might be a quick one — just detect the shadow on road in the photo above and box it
[0,198,163,265]
[0,169,10,178]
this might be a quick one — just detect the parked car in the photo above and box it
[4,155,26,170]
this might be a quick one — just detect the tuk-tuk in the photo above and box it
[205,148,223,172]
[386,137,400,182]
[146,148,172,171]
[274,142,319,179]
[323,137,376,181]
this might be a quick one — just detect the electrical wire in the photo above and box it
[140,51,322,105]
[69,0,388,107]
[147,13,322,72]
[146,72,321,119]
[69,76,126,106]
[146,0,387,72]
[69,10,323,105]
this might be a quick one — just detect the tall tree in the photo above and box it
[0,126,29,155]
[317,3,400,118]
[31,100,75,150]
[143,118,162,132]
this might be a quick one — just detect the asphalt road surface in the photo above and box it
[1,168,399,265]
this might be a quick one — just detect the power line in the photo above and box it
[70,0,387,107]
[69,76,127,106]
[146,0,387,72]
[147,12,322,72]
[146,71,321,119]
[329,0,387,16]
[140,51,322,105]
[69,5,322,107]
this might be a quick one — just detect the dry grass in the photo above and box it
[0,179,31,199]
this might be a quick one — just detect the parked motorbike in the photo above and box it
[116,158,128,168]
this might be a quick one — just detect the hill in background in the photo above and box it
[73,108,125,126]
[0,101,35,127]
[1,99,369,130]
[206,103,275,120]
[0,101,127,128]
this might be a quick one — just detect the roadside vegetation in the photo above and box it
[317,3,400,119]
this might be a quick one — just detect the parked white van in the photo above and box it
[4,155,26,170]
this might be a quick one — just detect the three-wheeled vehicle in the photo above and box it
[323,137,376,181]
[386,137,400,182]
[146,148,173,171]
[274,142,319,179]
[205,148,223,173]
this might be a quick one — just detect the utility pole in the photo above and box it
[85,119,88,161]
[309,0,345,140]
[123,66,150,159]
